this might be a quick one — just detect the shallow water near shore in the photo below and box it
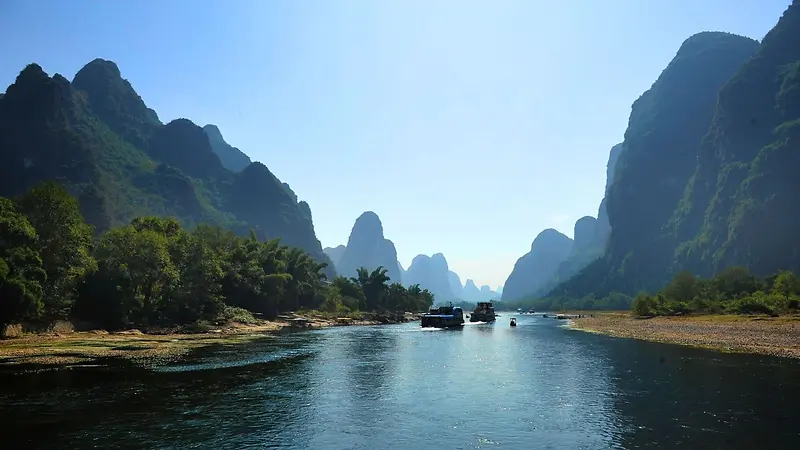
[1,314,799,449]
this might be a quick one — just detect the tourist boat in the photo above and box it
[528,307,535,314]
[469,301,497,323]
[510,317,517,327]
[420,304,465,328]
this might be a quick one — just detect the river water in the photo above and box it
[1,314,799,449]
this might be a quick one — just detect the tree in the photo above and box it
[96,225,178,322]
[772,270,800,301]
[0,197,46,326]
[168,232,224,323]
[712,266,759,299]
[631,293,657,317]
[662,270,698,303]
[331,276,365,311]
[352,266,390,310]
[15,182,96,318]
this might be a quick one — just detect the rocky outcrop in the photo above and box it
[71,58,161,149]
[594,143,624,243]
[550,31,760,297]
[448,271,464,299]
[405,253,455,302]
[324,245,346,268]
[502,229,574,301]
[480,285,500,300]
[0,58,334,274]
[203,124,252,172]
[336,212,403,283]
[672,2,800,277]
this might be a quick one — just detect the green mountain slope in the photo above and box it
[548,32,760,298]
[203,124,252,172]
[0,59,334,274]
[673,1,800,277]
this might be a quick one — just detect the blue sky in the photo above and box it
[0,0,790,288]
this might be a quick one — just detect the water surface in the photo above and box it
[1,314,798,449]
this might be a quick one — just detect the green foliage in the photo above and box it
[632,293,658,317]
[348,266,434,313]
[0,59,335,282]
[0,198,45,326]
[0,184,432,332]
[14,182,96,318]
[629,266,800,317]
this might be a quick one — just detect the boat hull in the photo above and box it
[421,315,464,328]
[469,313,496,323]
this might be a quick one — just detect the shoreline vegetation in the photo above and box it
[514,267,800,359]
[570,312,800,359]
[0,183,435,369]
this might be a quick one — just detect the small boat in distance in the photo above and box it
[469,301,497,323]
[421,304,465,328]
[510,317,517,327]
[528,307,535,314]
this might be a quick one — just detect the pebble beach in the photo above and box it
[571,313,800,359]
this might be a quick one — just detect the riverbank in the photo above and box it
[570,312,800,358]
[0,311,421,369]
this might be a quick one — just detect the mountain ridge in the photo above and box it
[0,58,335,274]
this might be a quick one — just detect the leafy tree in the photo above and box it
[631,293,657,317]
[331,276,366,311]
[662,270,698,303]
[771,270,800,301]
[15,182,96,318]
[96,224,178,322]
[712,266,759,299]
[0,198,46,326]
[352,266,390,310]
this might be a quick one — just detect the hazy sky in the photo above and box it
[0,0,790,288]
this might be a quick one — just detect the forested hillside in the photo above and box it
[0,184,434,331]
[0,58,333,274]
[548,32,764,299]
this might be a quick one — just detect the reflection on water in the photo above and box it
[1,315,799,449]
[604,337,800,450]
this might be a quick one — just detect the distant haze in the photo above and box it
[0,0,789,287]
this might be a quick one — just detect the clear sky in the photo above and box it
[0,0,791,289]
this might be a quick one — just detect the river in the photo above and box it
[1,314,799,449]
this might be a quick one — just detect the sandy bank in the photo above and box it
[0,312,420,369]
[570,313,800,359]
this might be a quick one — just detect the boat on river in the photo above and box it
[510,317,517,327]
[420,304,465,328]
[469,301,497,323]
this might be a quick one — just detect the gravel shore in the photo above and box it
[0,313,418,369]
[570,313,800,359]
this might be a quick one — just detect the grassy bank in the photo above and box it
[570,312,800,358]
[0,311,420,369]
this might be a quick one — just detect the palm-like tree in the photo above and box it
[352,266,390,310]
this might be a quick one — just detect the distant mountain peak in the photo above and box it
[202,124,251,172]
[323,245,346,268]
[81,58,122,78]
[147,118,224,178]
[531,228,572,251]
[337,211,402,282]
[72,58,160,148]
[406,253,454,302]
